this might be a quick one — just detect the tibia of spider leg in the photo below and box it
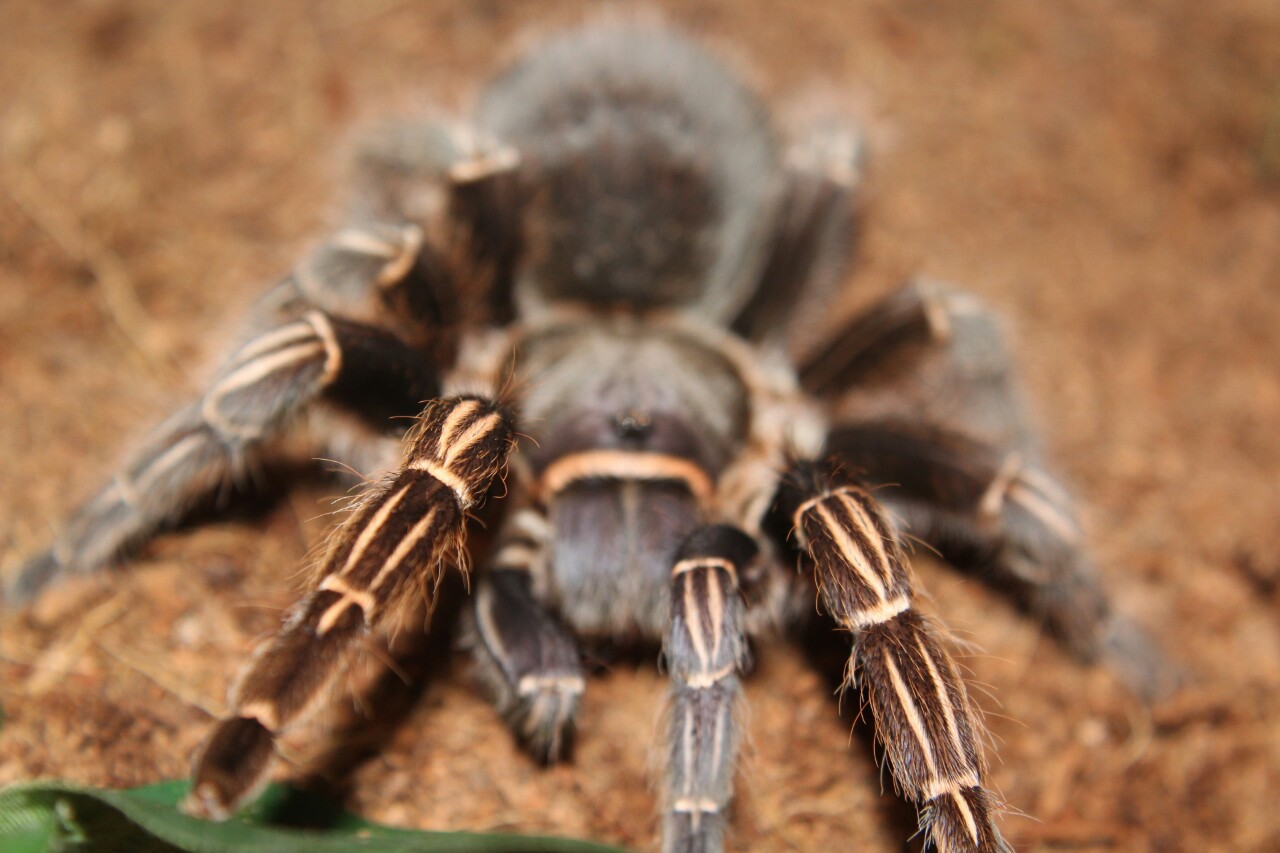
[185,396,513,819]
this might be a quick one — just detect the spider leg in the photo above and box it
[826,421,1173,697]
[185,395,514,820]
[662,524,755,853]
[471,507,584,763]
[732,121,861,346]
[353,117,523,323]
[801,279,1171,695]
[9,227,442,603]
[774,460,1011,853]
[800,280,1035,453]
[10,307,440,602]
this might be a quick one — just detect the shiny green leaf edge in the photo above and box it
[0,779,632,853]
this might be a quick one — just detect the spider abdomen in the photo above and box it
[476,23,778,321]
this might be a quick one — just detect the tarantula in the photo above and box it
[10,20,1155,853]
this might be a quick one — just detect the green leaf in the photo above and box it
[0,780,632,853]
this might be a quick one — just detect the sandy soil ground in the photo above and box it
[1,1,1278,851]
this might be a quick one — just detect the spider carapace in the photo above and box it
[11,20,1156,853]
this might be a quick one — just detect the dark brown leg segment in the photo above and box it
[662,525,756,853]
[185,395,513,819]
[776,461,1011,853]
[471,507,584,763]
[732,123,860,346]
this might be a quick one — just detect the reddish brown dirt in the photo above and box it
[2,2,1278,851]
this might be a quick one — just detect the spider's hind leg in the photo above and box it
[805,279,1174,697]
[827,420,1175,698]
[470,508,584,763]
[772,459,1012,853]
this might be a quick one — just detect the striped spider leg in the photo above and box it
[8,222,441,603]
[775,460,1012,853]
[470,505,586,764]
[9,105,523,605]
[802,279,1172,697]
[185,395,514,819]
[662,524,755,853]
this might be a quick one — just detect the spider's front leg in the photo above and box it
[662,525,755,853]
[775,460,1011,853]
[184,395,514,819]
[9,224,438,603]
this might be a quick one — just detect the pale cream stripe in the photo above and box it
[237,699,281,733]
[1008,481,1081,543]
[952,791,981,844]
[316,596,360,635]
[473,584,508,673]
[882,648,940,786]
[683,662,736,689]
[839,594,911,630]
[319,575,375,612]
[409,457,472,508]
[837,492,895,589]
[369,504,440,593]
[302,310,344,386]
[706,568,725,661]
[447,145,520,184]
[920,282,954,341]
[337,483,411,578]
[813,502,889,600]
[793,485,862,544]
[210,341,325,397]
[670,556,737,584]
[922,769,982,802]
[1018,465,1072,505]
[539,450,713,502]
[516,674,586,696]
[133,432,208,492]
[510,507,550,541]
[915,635,971,772]
[710,703,727,792]
[438,399,482,449]
[979,452,1023,518]
[442,412,502,467]
[671,798,720,814]
[681,707,695,796]
[683,574,711,673]
[331,228,399,258]
[231,321,316,362]
[493,543,538,569]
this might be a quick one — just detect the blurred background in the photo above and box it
[1,1,1277,850]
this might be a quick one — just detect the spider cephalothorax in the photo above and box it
[12,21,1158,853]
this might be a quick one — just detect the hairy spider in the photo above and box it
[11,20,1160,853]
